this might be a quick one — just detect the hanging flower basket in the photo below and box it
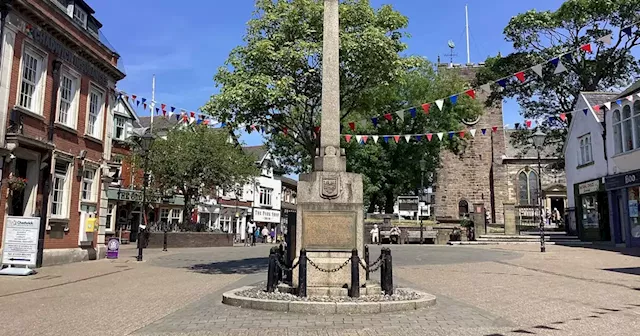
[7,176,27,192]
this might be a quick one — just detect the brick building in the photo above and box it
[0,0,124,266]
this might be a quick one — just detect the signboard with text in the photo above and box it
[397,196,419,211]
[1,216,40,267]
[253,209,281,223]
[578,179,602,195]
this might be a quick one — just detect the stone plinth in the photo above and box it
[504,203,517,235]
[293,170,365,292]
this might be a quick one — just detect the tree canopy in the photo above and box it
[475,0,640,153]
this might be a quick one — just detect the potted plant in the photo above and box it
[7,175,27,192]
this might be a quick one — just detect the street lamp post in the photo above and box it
[419,158,426,245]
[532,129,546,253]
[137,133,155,262]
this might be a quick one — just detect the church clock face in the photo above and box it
[461,116,480,126]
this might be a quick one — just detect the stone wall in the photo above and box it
[433,65,508,224]
[146,232,234,248]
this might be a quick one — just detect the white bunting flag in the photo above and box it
[396,110,405,121]
[531,64,543,77]
[627,95,634,102]
[598,34,613,45]
[554,60,567,74]
[436,132,444,141]
[469,129,476,138]
[435,99,444,111]
[372,135,379,143]
[636,93,640,100]
[604,102,611,110]
[189,117,196,124]
[168,111,174,118]
[404,135,411,142]
[355,135,362,143]
[480,83,492,94]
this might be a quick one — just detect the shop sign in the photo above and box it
[1,216,40,267]
[254,209,281,223]
[398,196,419,211]
[578,180,601,195]
[606,170,640,190]
[117,190,160,203]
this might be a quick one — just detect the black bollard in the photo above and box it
[267,247,277,292]
[364,245,370,281]
[380,248,387,294]
[299,249,307,297]
[385,248,394,295]
[420,222,424,245]
[350,249,360,298]
[277,244,284,282]
[162,229,168,252]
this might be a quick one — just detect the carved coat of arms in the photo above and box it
[321,174,340,199]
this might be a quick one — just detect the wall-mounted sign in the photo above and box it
[578,180,601,195]
[397,196,419,211]
[253,208,281,223]
[606,170,640,190]
[1,216,40,267]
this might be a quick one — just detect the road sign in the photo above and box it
[1,216,40,267]
[397,196,419,211]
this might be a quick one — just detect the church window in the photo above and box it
[518,170,539,206]
[458,200,469,218]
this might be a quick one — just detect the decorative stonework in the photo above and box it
[321,173,340,199]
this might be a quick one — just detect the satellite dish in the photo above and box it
[448,40,455,49]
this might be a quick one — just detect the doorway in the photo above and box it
[9,158,28,216]
[617,192,626,243]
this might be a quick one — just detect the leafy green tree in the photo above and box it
[137,126,258,230]
[204,0,411,174]
[346,59,482,212]
[475,0,640,153]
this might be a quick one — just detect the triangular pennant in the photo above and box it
[604,102,611,110]
[175,113,180,121]
[616,99,622,106]
[203,119,210,125]
[136,100,140,107]
[469,129,476,138]
[155,107,159,114]
[131,94,137,101]
[171,106,176,112]
[143,103,147,110]
[563,53,573,62]
[396,110,405,121]
[371,117,378,127]
[435,99,444,111]
[415,135,422,141]
[465,89,476,99]
[579,43,592,53]
[592,105,600,112]
[141,98,147,104]
[448,132,454,139]
[622,26,633,37]
[492,126,498,133]
[409,107,417,118]
[548,116,554,123]
[361,135,368,143]
[436,133,444,141]
[355,135,362,143]
[525,120,532,128]
[383,136,390,143]
[450,95,458,105]
[162,110,167,117]
[514,123,521,130]
[531,64,543,77]
[196,118,203,125]
[426,133,433,142]
[627,95,634,102]
[421,103,431,114]
[458,130,465,138]
[404,135,411,142]
[481,128,487,135]
[283,127,288,136]
[598,34,613,45]
[314,126,321,134]
[168,111,174,118]
[480,83,492,94]
[384,113,392,121]
[189,117,195,124]
[514,71,525,83]
[560,113,567,121]
[348,122,355,131]
[550,58,559,66]
[372,135,379,143]
[161,103,166,110]
[497,79,508,88]
[554,60,567,74]
[393,135,400,143]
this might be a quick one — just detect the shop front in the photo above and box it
[574,179,610,242]
[606,170,640,247]
[253,208,281,231]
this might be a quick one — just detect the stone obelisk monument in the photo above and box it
[293,0,365,296]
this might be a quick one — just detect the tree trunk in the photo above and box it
[384,190,395,214]
[367,193,378,213]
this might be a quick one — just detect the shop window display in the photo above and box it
[629,186,640,238]
[581,195,600,229]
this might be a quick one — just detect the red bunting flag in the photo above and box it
[384,113,392,121]
[143,103,147,110]
[283,127,288,136]
[189,111,194,118]
[348,122,355,131]
[161,104,166,110]
[345,135,352,143]
[560,113,567,121]
[515,71,526,83]
[459,130,466,138]
[362,135,368,143]
[314,126,321,134]
[131,94,137,101]
[393,135,400,143]
[593,105,601,112]
[426,133,433,142]
[203,119,210,125]
[465,89,476,99]
[182,115,188,122]
[492,126,498,133]
[580,43,592,53]
[162,110,166,117]
[525,120,532,128]
[421,103,431,114]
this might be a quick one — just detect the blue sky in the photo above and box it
[92,0,569,146]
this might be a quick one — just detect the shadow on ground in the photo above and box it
[188,257,268,275]
[556,243,640,258]
[603,267,640,276]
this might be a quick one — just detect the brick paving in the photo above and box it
[1,244,640,335]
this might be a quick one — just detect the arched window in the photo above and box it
[634,101,640,148]
[458,200,469,218]
[613,109,623,154]
[518,169,539,205]
[623,105,634,151]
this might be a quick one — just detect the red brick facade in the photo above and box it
[0,0,124,256]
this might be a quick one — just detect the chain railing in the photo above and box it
[307,256,351,273]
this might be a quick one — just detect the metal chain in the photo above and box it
[368,258,384,272]
[359,254,383,271]
[274,256,299,271]
[306,257,351,273]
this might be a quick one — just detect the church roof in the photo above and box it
[503,130,560,159]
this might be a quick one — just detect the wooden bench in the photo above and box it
[379,229,437,244]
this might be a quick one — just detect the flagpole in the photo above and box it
[150,74,156,132]
[465,4,470,65]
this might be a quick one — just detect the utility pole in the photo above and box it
[150,74,155,132]
[465,4,471,65]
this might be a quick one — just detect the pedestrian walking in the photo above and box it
[254,227,260,245]
[370,224,380,245]
[246,220,256,246]
[262,226,269,243]
[270,228,276,243]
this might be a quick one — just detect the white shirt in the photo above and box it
[370,227,379,236]
[247,223,255,234]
